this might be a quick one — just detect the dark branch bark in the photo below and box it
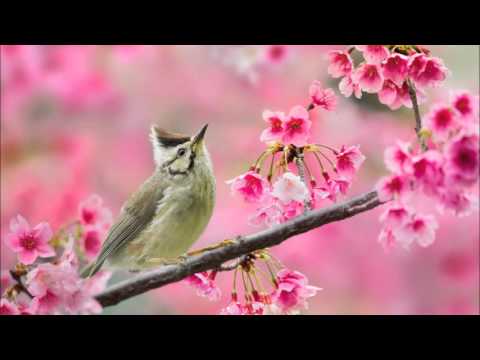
[96,190,383,307]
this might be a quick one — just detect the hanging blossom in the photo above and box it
[1,194,114,315]
[215,251,321,315]
[185,271,221,301]
[328,45,449,110]
[376,90,479,251]
[227,80,365,228]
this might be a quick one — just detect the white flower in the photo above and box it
[272,172,309,204]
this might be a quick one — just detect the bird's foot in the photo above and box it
[186,238,237,257]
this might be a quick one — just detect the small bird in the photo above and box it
[82,124,215,277]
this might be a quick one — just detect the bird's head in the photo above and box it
[149,124,210,176]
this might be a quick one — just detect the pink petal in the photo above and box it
[18,249,38,265]
[33,222,53,245]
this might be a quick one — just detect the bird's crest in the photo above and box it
[151,126,191,147]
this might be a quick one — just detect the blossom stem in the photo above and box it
[315,150,337,173]
[406,78,428,151]
[240,268,250,301]
[295,150,313,211]
[314,143,339,155]
[267,152,276,182]
[311,151,326,173]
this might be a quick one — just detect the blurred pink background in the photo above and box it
[1,45,478,314]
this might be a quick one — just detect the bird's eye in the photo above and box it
[177,148,186,157]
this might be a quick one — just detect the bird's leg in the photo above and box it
[186,238,238,257]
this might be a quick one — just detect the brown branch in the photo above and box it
[406,78,427,151]
[96,190,384,308]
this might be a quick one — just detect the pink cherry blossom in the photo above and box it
[356,45,389,64]
[260,110,285,143]
[31,289,62,315]
[327,50,353,78]
[408,54,448,89]
[1,271,13,296]
[352,63,384,93]
[67,271,112,315]
[313,178,351,203]
[394,213,438,248]
[26,262,80,314]
[0,299,20,315]
[272,172,309,204]
[279,200,304,221]
[411,150,445,195]
[378,227,398,251]
[185,272,221,302]
[336,145,366,179]
[382,53,409,86]
[249,201,283,227]
[451,91,479,121]
[376,174,410,202]
[379,204,411,228]
[438,189,478,217]
[17,300,39,315]
[220,300,246,315]
[4,215,55,265]
[281,106,311,146]
[309,81,337,111]
[78,194,113,231]
[244,301,265,315]
[80,227,103,261]
[339,75,362,99]
[444,132,479,187]
[426,105,458,138]
[384,140,413,174]
[378,80,400,109]
[227,170,270,203]
[380,81,417,110]
[271,269,321,313]
[26,255,110,315]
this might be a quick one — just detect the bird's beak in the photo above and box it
[191,124,208,151]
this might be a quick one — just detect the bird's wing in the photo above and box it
[87,175,166,276]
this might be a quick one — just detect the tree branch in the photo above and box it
[406,78,427,151]
[96,190,383,308]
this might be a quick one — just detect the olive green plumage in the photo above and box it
[82,124,215,277]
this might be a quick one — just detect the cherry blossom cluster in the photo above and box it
[1,195,113,315]
[376,90,479,250]
[208,45,289,83]
[328,45,449,110]
[186,251,321,315]
[227,81,365,227]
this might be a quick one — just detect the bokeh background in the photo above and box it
[1,45,478,315]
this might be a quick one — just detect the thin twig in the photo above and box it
[406,78,427,151]
[96,190,384,308]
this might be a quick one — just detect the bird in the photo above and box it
[81,124,215,277]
